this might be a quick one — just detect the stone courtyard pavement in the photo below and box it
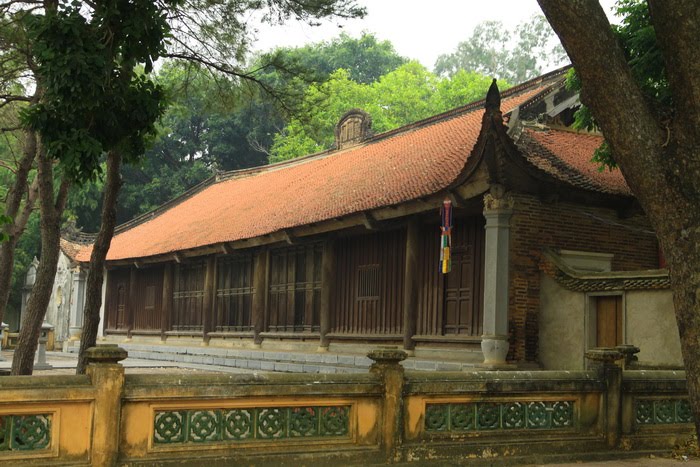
[538,458,699,466]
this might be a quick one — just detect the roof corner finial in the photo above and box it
[485,78,501,112]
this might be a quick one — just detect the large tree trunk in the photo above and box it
[538,0,700,443]
[76,151,122,374]
[10,148,70,375]
[0,131,38,324]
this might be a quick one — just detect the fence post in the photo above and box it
[86,345,128,467]
[368,348,407,463]
[585,348,624,448]
[615,344,640,369]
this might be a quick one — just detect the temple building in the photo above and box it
[57,67,679,369]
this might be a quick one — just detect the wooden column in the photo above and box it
[319,238,336,350]
[201,256,217,345]
[252,249,269,346]
[402,219,420,352]
[160,263,173,342]
[126,267,137,339]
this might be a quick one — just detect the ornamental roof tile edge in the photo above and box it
[540,248,669,292]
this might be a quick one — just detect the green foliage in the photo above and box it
[0,214,10,242]
[5,213,40,318]
[69,32,406,232]
[568,0,668,170]
[614,0,668,106]
[269,63,506,162]
[261,32,407,86]
[20,1,176,183]
[116,158,212,226]
[433,70,498,111]
[435,15,566,83]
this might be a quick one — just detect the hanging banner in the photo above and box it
[440,199,453,274]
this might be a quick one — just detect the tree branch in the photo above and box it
[537,0,668,208]
[11,174,38,236]
[163,52,295,113]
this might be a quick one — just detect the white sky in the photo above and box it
[252,0,618,71]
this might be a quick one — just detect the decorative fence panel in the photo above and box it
[0,348,694,466]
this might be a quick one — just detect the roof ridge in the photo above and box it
[541,249,669,292]
[101,66,573,240]
[214,65,574,181]
[517,128,616,194]
[532,125,603,137]
[111,173,218,235]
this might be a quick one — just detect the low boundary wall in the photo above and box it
[0,347,693,466]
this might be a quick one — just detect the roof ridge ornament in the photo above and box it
[335,108,373,149]
[485,78,501,113]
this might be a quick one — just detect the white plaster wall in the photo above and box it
[539,274,586,370]
[625,289,682,367]
[539,273,682,370]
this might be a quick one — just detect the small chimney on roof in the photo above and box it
[335,109,372,149]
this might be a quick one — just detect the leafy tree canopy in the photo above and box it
[434,15,566,83]
[259,32,407,86]
[68,32,407,232]
[567,0,666,169]
[270,62,505,163]
[21,0,174,184]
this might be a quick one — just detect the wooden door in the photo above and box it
[443,247,475,334]
[441,219,484,336]
[105,268,130,331]
[133,266,164,331]
[116,285,127,329]
[596,296,623,347]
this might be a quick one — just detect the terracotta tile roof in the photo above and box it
[76,80,554,262]
[60,238,86,263]
[518,127,631,196]
[73,68,631,263]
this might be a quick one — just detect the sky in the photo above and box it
[252,0,618,71]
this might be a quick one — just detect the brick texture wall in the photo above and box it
[508,193,659,363]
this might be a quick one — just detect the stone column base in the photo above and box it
[481,334,509,366]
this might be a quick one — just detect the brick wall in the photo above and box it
[508,193,659,363]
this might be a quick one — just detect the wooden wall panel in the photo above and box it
[268,244,322,332]
[172,261,206,332]
[416,216,485,336]
[417,225,443,336]
[132,266,164,331]
[332,229,406,335]
[215,254,254,332]
[105,268,130,331]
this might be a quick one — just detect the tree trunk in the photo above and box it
[538,0,700,443]
[0,131,38,324]
[76,151,122,374]
[663,230,700,441]
[10,148,70,375]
